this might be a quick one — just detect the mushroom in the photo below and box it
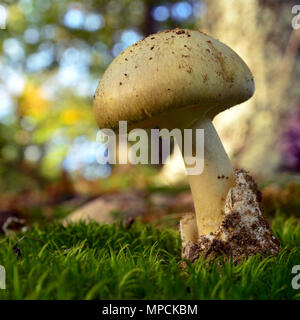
[94,28,280,261]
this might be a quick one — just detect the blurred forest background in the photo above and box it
[0,0,299,227]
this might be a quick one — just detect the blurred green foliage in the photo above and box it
[0,0,200,191]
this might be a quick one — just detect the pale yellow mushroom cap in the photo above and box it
[94,28,254,131]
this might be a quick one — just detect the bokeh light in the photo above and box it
[171,1,193,21]
[151,6,170,22]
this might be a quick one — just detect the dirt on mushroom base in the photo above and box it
[181,169,281,263]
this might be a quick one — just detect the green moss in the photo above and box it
[0,212,299,300]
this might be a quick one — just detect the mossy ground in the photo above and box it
[0,211,300,300]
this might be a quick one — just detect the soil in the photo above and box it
[181,169,281,263]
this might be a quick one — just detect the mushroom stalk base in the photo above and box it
[185,117,235,237]
[180,169,281,263]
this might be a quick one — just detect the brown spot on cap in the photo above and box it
[176,29,185,35]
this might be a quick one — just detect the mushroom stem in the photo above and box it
[185,117,235,237]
